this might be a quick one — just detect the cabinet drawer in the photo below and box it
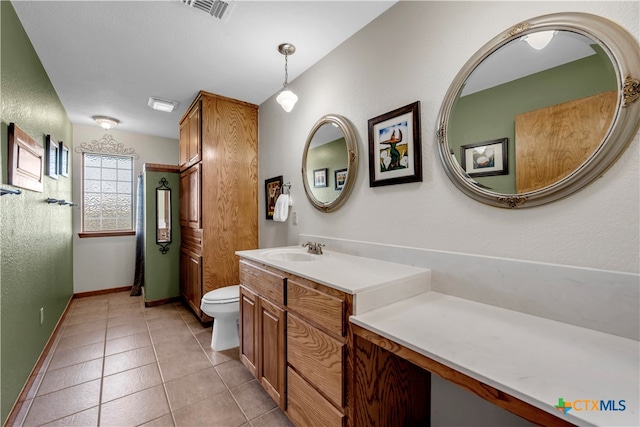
[239,261,285,305]
[287,279,345,337]
[287,367,345,427]
[288,313,344,408]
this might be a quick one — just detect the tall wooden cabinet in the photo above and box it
[179,91,258,321]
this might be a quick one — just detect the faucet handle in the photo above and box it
[315,243,325,254]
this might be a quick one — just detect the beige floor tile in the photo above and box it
[173,392,247,427]
[158,350,213,382]
[107,311,146,325]
[100,385,170,427]
[103,346,157,376]
[101,363,163,403]
[106,321,148,340]
[61,318,107,338]
[47,342,104,371]
[154,335,202,361]
[105,331,152,356]
[39,406,99,427]
[165,367,227,411]
[147,315,188,331]
[55,329,105,351]
[249,408,294,427]
[37,359,103,396]
[148,324,194,345]
[139,414,176,427]
[215,359,254,389]
[231,380,277,421]
[23,379,101,426]
[143,304,180,319]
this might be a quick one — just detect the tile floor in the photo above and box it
[10,291,294,427]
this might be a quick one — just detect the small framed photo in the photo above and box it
[59,142,70,177]
[313,168,328,188]
[334,168,347,191]
[265,175,283,220]
[368,101,422,187]
[45,135,59,179]
[460,138,509,177]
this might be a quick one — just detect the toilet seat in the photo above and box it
[202,285,239,304]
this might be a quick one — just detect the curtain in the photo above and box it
[131,173,144,296]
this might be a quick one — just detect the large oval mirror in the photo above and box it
[302,114,358,212]
[437,12,640,208]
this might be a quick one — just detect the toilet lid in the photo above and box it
[202,285,240,304]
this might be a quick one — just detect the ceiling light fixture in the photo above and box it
[148,97,179,113]
[276,43,298,113]
[92,116,120,130]
[522,30,557,50]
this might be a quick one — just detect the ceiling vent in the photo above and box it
[180,0,234,21]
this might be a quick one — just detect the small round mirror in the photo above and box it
[302,115,358,212]
[437,12,640,208]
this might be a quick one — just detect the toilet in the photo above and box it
[200,285,240,351]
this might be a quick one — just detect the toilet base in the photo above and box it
[211,317,240,351]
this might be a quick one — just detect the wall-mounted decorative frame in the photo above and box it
[460,138,509,177]
[335,168,347,191]
[368,101,422,187]
[156,177,172,254]
[265,175,283,220]
[45,135,59,179]
[313,168,328,188]
[59,142,70,177]
[8,123,44,192]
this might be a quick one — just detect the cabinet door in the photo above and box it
[259,297,286,410]
[187,103,201,166]
[179,118,189,168]
[180,247,202,315]
[179,164,201,229]
[240,285,258,377]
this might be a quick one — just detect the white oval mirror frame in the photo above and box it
[436,12,640,208]
[302,114,358,212]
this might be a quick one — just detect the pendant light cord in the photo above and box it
[283,53,289,88]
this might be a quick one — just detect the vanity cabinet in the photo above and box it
[238,258,353,427]
[239,261,287,409]
[179,91,258,322]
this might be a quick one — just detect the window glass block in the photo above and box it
[102,156,118,168]
[85,180,101,193]
[102,181,117,194]
[118,157,133,169]
[102,168,117,181]
[84,219,101,232]
[118,169,132,182]
[117,182,132,194]
[84,155,102,167]
[85,167,101,180]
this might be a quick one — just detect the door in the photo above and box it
[259,297,286,409]
[179,164,201,229]
[239,286,258,377]
[180,247,202,315]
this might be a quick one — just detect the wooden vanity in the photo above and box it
[238,259,353,426]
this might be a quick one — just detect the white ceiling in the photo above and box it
[12,0,396,140]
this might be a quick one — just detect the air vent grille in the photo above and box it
[180,0,234,21]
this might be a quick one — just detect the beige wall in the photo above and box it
[258,1,639,274]
[72,125,178,293]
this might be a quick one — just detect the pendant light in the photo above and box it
[276,43,298,112]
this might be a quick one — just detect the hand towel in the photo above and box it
[273,194,290,222]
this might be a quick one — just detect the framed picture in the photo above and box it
[313,168,328,188]
[334,168,347,191]
[8,123,44,192]
[460,138,509,177]
[45,135,59,179]
[368,101,422,187]
[265,175,283,220]
[59,142,70,177]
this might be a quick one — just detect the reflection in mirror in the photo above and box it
[156,178,171,254]
[302,115,358,212]
[437,12,640,208]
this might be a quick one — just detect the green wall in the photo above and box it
[0,2,74,423]
[143,170,180,302]
[449,47,616,193]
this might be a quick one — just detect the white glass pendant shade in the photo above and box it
[276,89,298,112]
[523,30,556,50]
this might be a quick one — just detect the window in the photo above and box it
[82,153,134,233]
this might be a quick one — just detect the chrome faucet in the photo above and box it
[302,241,325,255]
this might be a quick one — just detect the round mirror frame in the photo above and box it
[302,114,359,212]
[436,12,640,208]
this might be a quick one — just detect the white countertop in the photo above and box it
[236,246,430,296]
[350,291,639,427]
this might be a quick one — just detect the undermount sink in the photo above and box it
[262,249,318,262]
